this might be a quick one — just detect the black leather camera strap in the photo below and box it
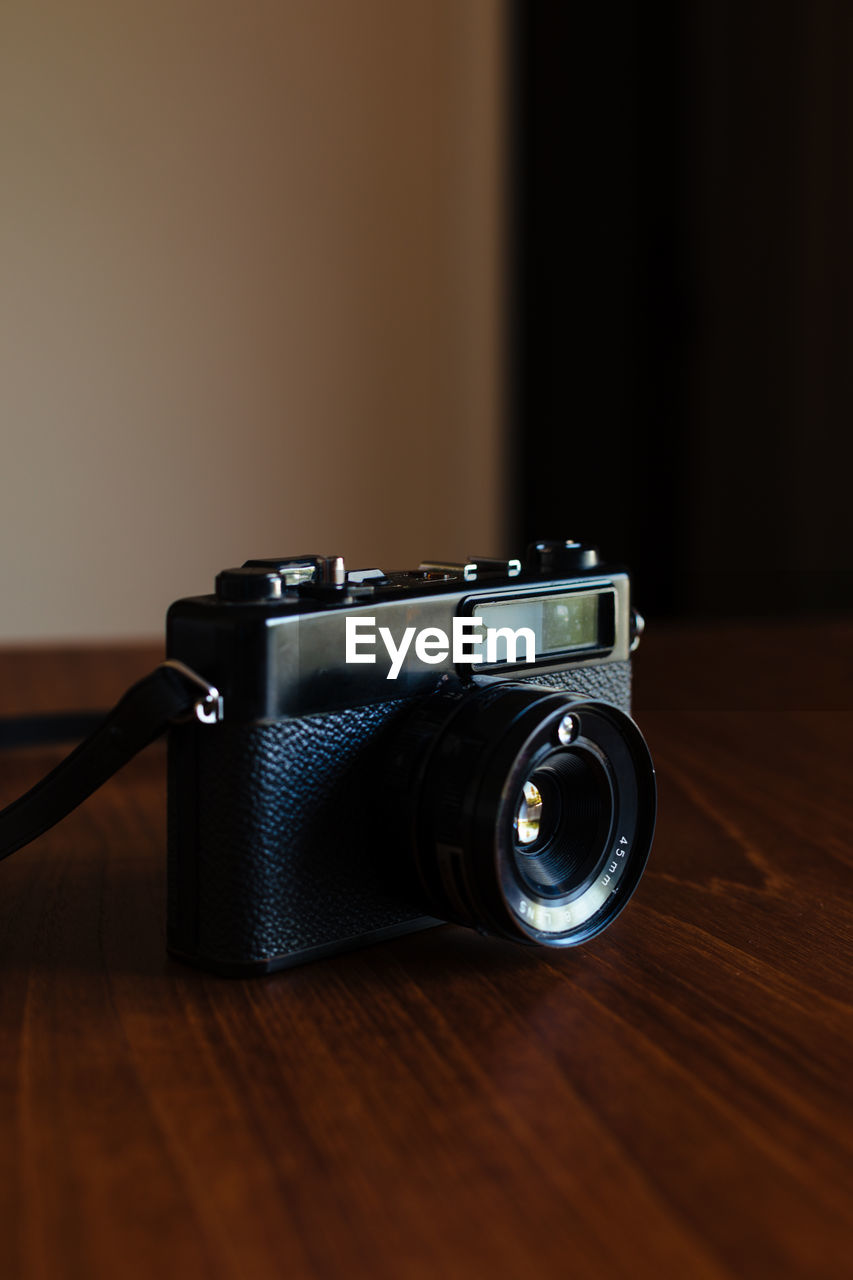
[0,661,222,863]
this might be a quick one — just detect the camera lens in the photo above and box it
[408,683,656,947]
[513,753,610,895]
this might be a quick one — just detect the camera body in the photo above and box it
[166,542,651,976]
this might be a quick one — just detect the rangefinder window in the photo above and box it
[471,589,615,669]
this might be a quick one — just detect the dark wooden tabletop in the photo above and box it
[0,621,851,1280]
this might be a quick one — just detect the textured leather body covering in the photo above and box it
[167,661,632,972]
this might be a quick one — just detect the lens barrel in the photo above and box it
[409,683,656,947]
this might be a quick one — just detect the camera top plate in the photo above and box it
[166,541,637,721]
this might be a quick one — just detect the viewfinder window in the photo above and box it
[472,590,614,665]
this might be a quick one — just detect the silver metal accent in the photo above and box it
[419,558,522,581]
[466,556,523,580]
[557,713,578,745]
[630,610,645,653]
[418,561,470,578]
[328,556,346,586]
[162,660,224,725]
[280,563,317,587]
[347,567,386,583]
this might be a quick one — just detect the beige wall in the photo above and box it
[0,0,505,640]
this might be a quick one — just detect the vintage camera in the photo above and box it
[166,541,656,975]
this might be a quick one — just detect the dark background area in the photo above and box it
[510,0,853,620]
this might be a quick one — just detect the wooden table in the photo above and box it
[0,622,851,1280]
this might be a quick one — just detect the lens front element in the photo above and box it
[514,779,545,846]
[512,751,610,897]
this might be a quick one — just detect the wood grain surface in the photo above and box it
[0,622,851,1280]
